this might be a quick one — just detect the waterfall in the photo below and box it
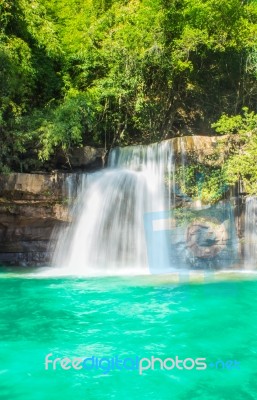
[53,141,175,274]
[52,138,240,275]
[244,197,257,269]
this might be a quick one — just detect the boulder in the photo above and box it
[55,146,106,170]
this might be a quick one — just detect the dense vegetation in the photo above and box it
[212,107,257,195]
[1,0,257,187]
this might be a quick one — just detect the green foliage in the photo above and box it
[38,90,103,161]
[2,0,257,170]
[212,108,257,195]
[175,164,229,204]
[0,0,62,171]
[211,107,257,135]
[223,139,257,194]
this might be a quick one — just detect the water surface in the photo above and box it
[0,274,257,400]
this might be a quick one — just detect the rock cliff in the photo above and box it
[0,172,73,265]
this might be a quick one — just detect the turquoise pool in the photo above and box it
[0,273,257,399]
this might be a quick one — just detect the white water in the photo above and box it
[53,141,175,274]
[244,197,257,268]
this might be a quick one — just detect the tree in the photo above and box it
[2,0,257,171]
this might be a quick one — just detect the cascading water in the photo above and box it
[244,197,257,269]
[52,138,241,275]
[53,141,175,274]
